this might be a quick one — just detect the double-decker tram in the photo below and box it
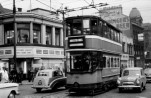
[65,15,122,94]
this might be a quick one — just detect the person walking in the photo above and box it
[28,69,32,82]
[1,66,9,83]
[18,68,23,84]
[10,68,18,83]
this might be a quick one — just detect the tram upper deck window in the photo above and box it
[72,19,82,35]
[91,19,98,35]
[83,19,90,34]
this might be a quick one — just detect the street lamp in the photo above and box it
[13,0,17,69]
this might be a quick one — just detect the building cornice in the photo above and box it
[0,12,62,24]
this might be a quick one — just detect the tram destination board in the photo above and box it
[68,36,85,49]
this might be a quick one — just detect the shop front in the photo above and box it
[0,46,64,79]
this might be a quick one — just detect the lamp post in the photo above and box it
[13,0,17,69]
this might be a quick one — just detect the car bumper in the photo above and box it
[118,85,141,88]
[32,86,50,89]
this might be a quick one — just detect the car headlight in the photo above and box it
[135,78,140,85]
[117,78,121,85]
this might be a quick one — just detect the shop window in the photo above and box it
[4,23,14,44]
[107,57,110,68]
[33,24,41,44]
[111,58,114,67]
[17,29,29,43]
[5,30,14,44]
[55,28,60,46]
[17,23,30,43]
[46,26,52,45]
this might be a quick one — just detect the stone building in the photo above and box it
[129,8,144,68]
[0,4,64,77]
[143,23,151,67]
[99,5,134,68]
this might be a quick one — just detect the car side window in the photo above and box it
[53,70,63,77]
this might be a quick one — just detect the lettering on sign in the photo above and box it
[5,50,12,54]
[17,48,33,55]
[36,50,42,54]
[0,50,4,55]
[49,50,54,54]
[55,50,60,55]
[43,50,48,54]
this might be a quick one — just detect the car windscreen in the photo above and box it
[38,72,49,76]
[123,70,140,76]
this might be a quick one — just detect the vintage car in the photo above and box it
[0,65,19,98]
[144,68,151,82]
[32,69,67,92]
[117,67,146,93]
[0,82,19,98]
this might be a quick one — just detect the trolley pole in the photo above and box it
[13,0,17,69]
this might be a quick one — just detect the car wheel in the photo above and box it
[138,85,143,93]
[36,88,42,92]
[119,88,123,93]
[8,92,15,98]
[52,85,57,91]
[143,84,146,90]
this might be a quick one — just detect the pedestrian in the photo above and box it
[1,66,9,83]
[28,69,31,82]
[18,68,23,84]
[10,68,18,83]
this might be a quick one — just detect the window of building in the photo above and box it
[5,30,14,44]
[4,23,14,44]
[46,26,52,45]
[33,24,41,44]
[17,23,30,43]
[55,28,60,46]
[17,29,29,43]
[111,57,113,67]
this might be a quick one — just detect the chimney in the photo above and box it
[18,8,22,12]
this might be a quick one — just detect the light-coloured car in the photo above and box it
[117,67,146,93]
[32,69,67,92]
[144,68,151,82]
[0,82,19,98]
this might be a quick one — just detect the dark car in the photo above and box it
[144,68,151,82]
[32,69,66,92]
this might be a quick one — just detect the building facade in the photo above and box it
[129,8,144,68]
[99,5,134,68]
[143,23,151,67]
[0,6,64,77]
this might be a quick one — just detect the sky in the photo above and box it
[1,0,151,23]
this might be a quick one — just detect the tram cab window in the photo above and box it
[83,19,90,34]
[70,51,106,72]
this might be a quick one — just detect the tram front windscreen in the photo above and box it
[69,51,105,72]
